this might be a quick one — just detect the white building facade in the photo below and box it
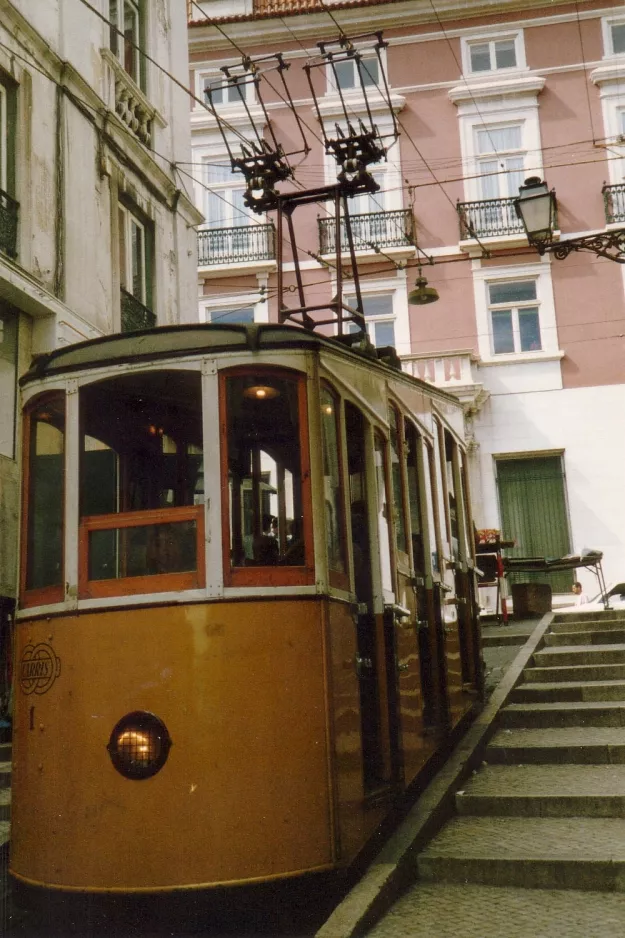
[0,0,202,676]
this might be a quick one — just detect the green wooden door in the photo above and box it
[496,455,573,593]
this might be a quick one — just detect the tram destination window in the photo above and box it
[79,371,205,596]
[223,370,312,585]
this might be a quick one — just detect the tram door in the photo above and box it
[345,402,392,795]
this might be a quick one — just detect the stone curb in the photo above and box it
[316,613,554,938]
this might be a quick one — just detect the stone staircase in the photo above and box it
[367,609,625,937]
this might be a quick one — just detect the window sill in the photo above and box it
[318,244,415,266]
[449,73,544,106]
[316,90,405,121]
[199,258,277,279]
[479,350,564,367]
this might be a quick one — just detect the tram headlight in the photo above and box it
[107,711,172,780]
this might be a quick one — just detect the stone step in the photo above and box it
[551,616,625,634]
[0,760,11,787]
[456,764,625,818]
[0,787,9,822]
[487,727,625,765]
[523,663,625,683]
[417,816,625,891]
[511,679,625,703]
[544,629,625,647]
[366,884,625,938]
[533,644,625,668]
[501,700,625,729]
[481,631,534,648]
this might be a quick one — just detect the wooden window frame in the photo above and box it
[78,505,205,600]
[219,366,315,589]
[20,392,66,609]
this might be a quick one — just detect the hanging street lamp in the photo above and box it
[514,176,625,263]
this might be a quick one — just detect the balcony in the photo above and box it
[402,350,489,416]
[603,183,625,225]
[457,197,525,243]
[121,288,156,332]
[101,49,160,147]
[318,209,415,262]
[0,188,18,259]
[197,223,276,276]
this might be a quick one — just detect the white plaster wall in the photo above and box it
[473,382,625,591]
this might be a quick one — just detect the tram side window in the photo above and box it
[79,371,203,585]
[389,406,408,557]
[24,395,65,596]
[321,385,347,585]
[405,421,425,575]
[444,431,460,562]
[374,432,394,596]
[224,371,308,575]
[424,444,441,576]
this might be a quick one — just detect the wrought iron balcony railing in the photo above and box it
[197,223,276,267]
[318,209,414,255]
[121,288,156,332]
[457,197,525,241]
[603,183,625,225]
[0,188,19,259]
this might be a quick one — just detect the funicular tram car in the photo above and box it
[12,323,482,894]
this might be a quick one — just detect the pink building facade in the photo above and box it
[188,0,625,596]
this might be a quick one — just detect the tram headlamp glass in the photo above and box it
[107,711,172,780]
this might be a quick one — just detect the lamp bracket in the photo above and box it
[535,227,625,264]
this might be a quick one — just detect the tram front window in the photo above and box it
[224,372,307,574]
[79,371,204,591]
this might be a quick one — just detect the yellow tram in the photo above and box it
[11,323,482,894]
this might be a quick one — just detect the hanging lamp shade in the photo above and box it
[408,274,439,306]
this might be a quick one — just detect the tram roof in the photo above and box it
[21,322,460,406]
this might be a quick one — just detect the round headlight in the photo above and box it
[107,712,172,780]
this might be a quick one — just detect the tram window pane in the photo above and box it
[445,431,460,561]
[424,445,440,575]
[80,371,203,517]
[405,422,425,574]
[25,395,65,591]
[389,407,407,555]
[321,386,346,576]
[225,373,305,568]
[374,432,394,594]
[89,520,197,580]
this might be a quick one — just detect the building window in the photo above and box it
[462,33,525,75]
[202,75,248,107]
[489,280,541,355]
[118,203,154,330]
[345,293,396,348]
[476,124,525,200]
[205,306,255,324]
[0,76,17,258]
[0,305,17,459]
[110,1,144,88]
[204,161,248,228]
[605,19,625,56]
[469,39,516,73]
[331,55,379,92]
